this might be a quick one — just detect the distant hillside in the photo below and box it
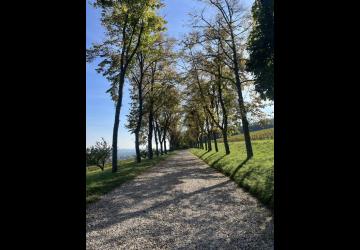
[117,148,136,160]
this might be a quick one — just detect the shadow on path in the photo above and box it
[86,150,273,250]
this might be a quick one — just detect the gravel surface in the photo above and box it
[86,150,273,249]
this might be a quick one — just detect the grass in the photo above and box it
[86,152,174,205]
[218,128,274,143]
[190,140,274,209]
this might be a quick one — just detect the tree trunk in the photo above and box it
[160,139,164,155]
[215,65,230,155]
[147,65,157,159]
[97,164,104,171]
[204,135,208,151]
[163,138,167,154]
[147,109,154,159]
[222,129,230,155]
[135,131,141,163]
[205,117,212,151]
[154,121,159,157]
[156,121,163,155]
[207,134,212,151]
[213,132,218,152]
[230,27,253,159]
[112,74,125,173]
[134,73,144,163]
[234,81,253,158]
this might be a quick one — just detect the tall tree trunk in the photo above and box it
[154,121,159,157]
[222,129,230,155]
[205,117,212,151]
[230,28,253,158]
[160,140,164,154]
[213,131,218,152]
[163,130,167,154]
[160,138,164,155]
[199,134,204,149]
[147,64,156,159]
[111,22,145,172]
[236,90,253,158]
[207,133,212,151]
[204,135,208,151]
[217,76,230,155]
[156,121,163,155]
[134,70,144,163]
[147,109,154,159]
[135,132,141,163]
[112,74,125,173]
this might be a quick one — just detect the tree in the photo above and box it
[247,0,274,100]
[182,87,207,151]
[126,36,165,162]
[126,59,145,163]
[192,0,254,158]
[183,107,202,148]
[153,84,181,154]
[182,32,234,154]
[86,0,165,172]
[144,37,178,158]
[86,138,112,171]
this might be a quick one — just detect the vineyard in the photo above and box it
[218,128,274,143]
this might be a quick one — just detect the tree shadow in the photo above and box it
[87,179,232,233]
[230,157,251,180]
[87,152,230,232]
[92,175,273,249]
[87,150,273,249]
[238,166,255,185]
[199,151,208,158]
[211,154,227,169]
[203,152,217,161]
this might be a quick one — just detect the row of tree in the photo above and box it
[125,36,182,163]
[87,0,173,172]
[180,0,273,158]
[86,0,274,172]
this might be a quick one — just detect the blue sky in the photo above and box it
[86,0,260,148]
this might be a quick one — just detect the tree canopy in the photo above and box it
[246,0,274,100]
[86,0,274,168]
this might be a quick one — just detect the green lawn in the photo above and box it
[86,152,174,205]
[190,140,274,208]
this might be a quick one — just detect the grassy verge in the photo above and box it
[190,140,274,208]
[86,152,175,205]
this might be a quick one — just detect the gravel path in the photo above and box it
[86,150,273,249]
